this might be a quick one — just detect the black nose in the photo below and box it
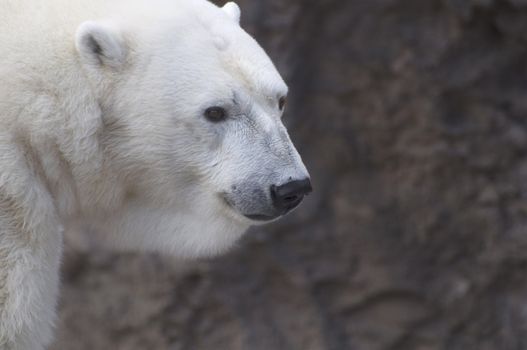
[271,178,312,214]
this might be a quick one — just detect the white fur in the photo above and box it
[0,0,308,348]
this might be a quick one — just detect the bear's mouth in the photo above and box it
[243,213,277,221]
[220,193,278,223]
[221,193,236,211]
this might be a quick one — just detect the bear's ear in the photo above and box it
[222,2,241,24]
[75,21,126,68]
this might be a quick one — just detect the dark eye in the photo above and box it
[204,107,227,122]
[279,96,287,111]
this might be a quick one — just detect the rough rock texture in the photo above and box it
[51,1,527,349]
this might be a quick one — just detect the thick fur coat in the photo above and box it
[0,0,309,348]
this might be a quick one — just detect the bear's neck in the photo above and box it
[0,0,129,227]
[4,57,127,221]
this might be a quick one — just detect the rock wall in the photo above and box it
[52,1,527,349]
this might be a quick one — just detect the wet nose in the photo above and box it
[271,178,312,214]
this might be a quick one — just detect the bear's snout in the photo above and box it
[225,177,312,222]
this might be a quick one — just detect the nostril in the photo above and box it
[271,178,312,214]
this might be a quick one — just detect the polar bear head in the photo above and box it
[74,0,311,256]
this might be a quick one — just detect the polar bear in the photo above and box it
[0,0,311,348]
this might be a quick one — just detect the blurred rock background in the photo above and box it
[51,0,527,349]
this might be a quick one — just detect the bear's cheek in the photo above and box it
[178,119,225,147]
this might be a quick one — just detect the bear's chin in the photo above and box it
[81,201,252,259]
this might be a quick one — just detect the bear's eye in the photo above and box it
[279,96,287,111]
[204,107,228,122]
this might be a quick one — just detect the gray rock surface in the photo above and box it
[51,0,527,349]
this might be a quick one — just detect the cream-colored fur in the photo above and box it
[0,0,308,348]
